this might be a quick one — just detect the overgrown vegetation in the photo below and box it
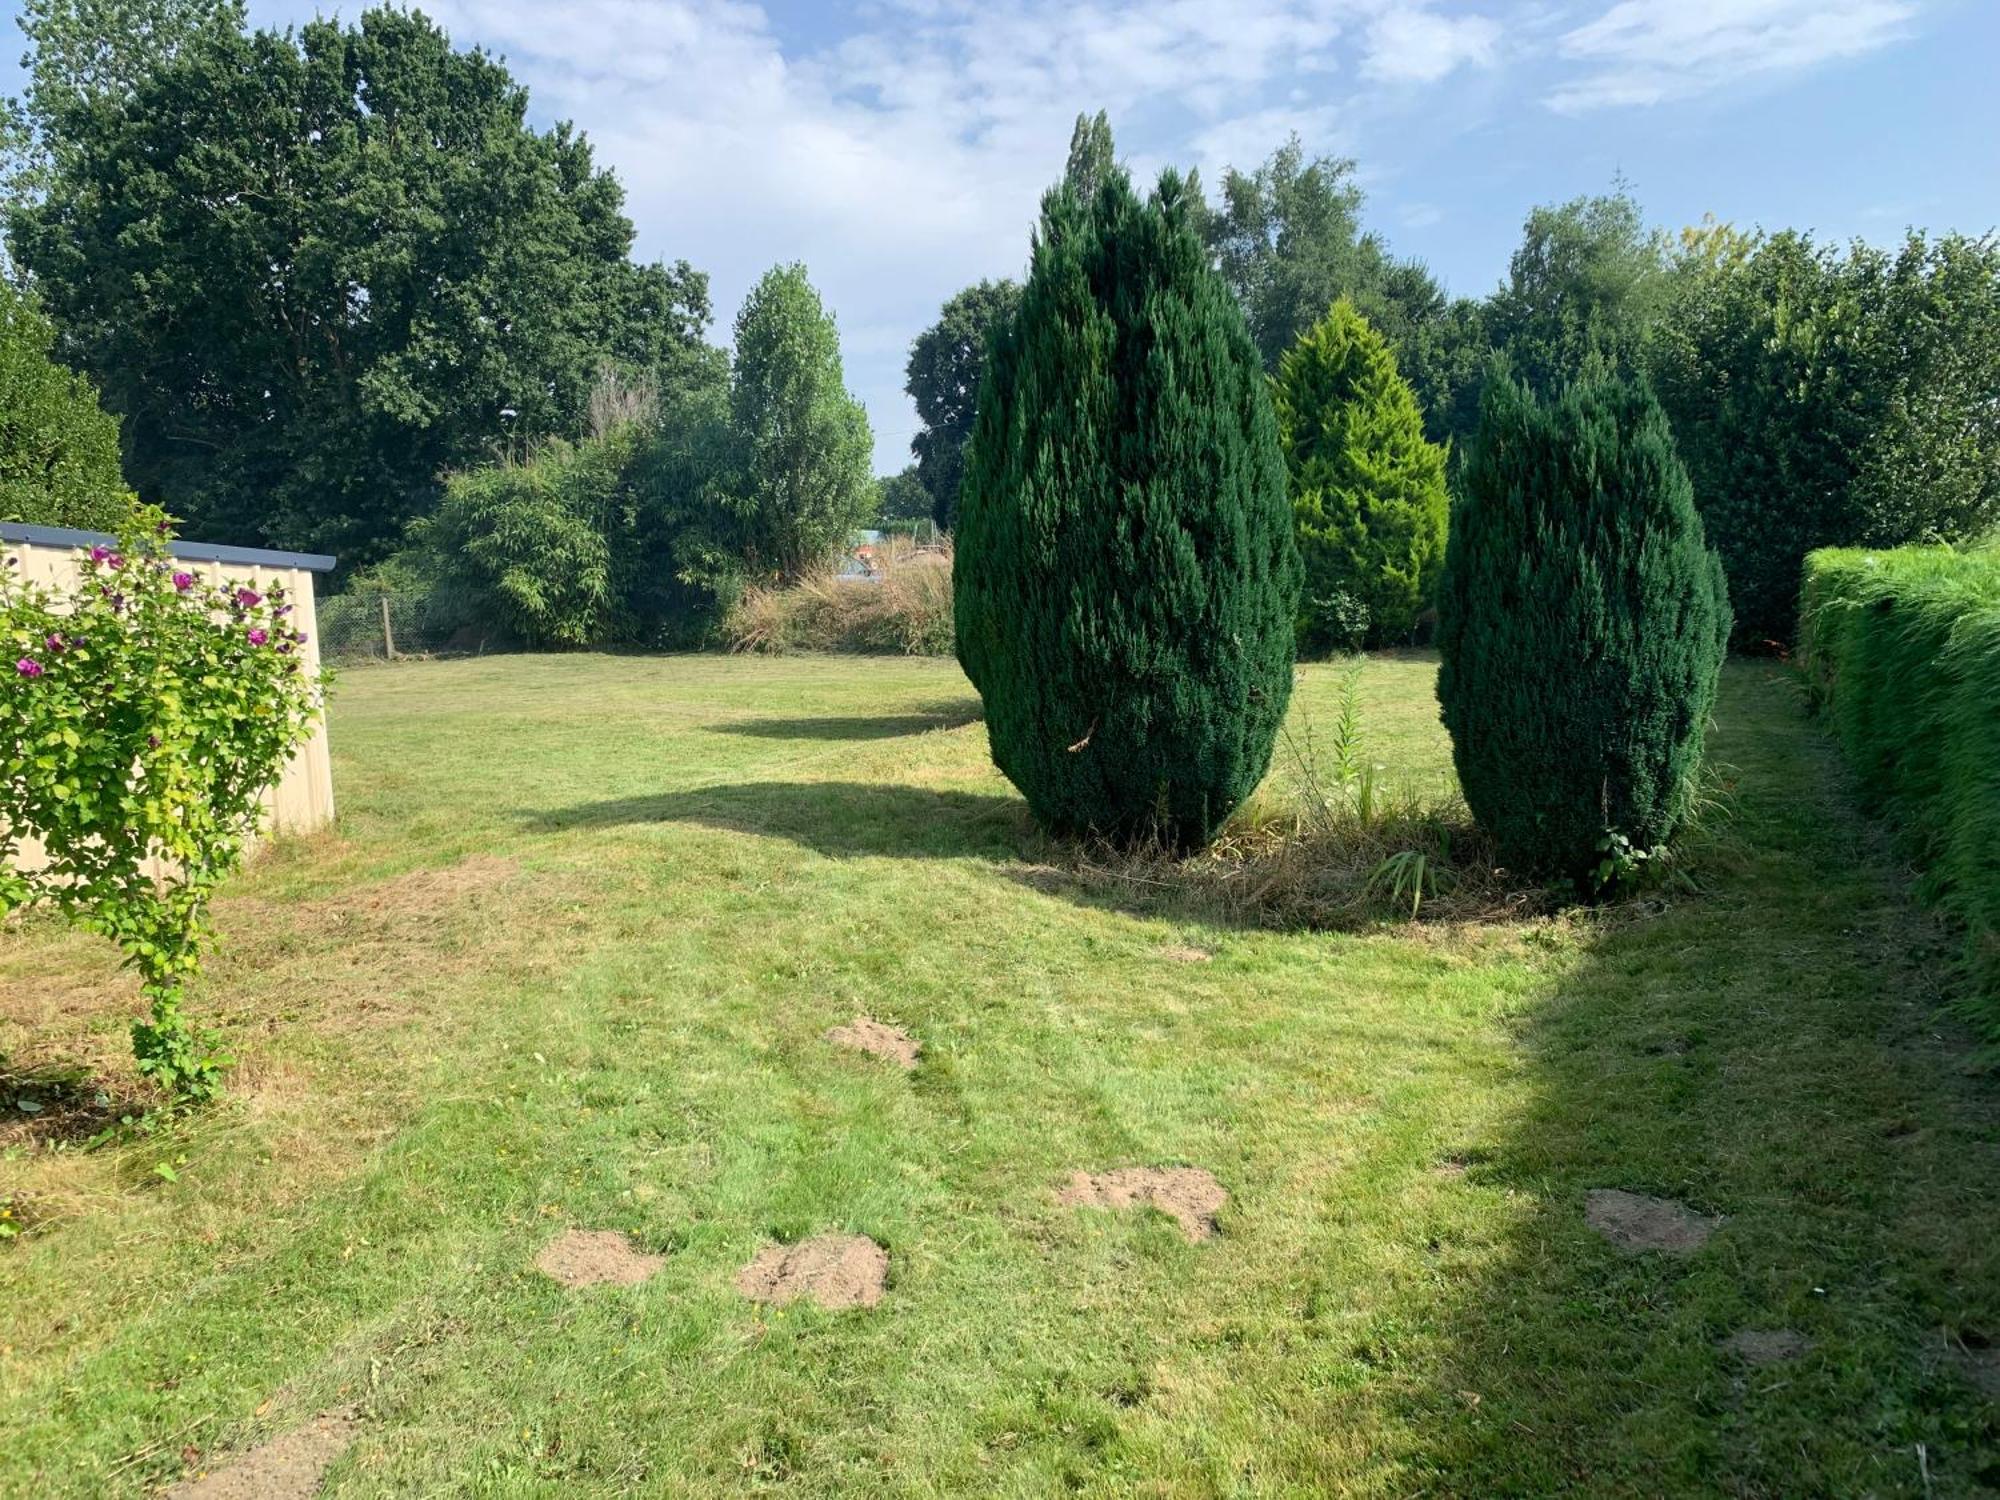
[725,539,952,656]
[0,512,322,1097]
[956,119,1299,848]
[1800,543,2000,1037]
[1438,376,1730,883]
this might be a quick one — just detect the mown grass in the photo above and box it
[2,652,1996,1495]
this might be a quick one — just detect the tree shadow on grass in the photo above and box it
[1374,664,2000,1492]
[704,699,984,742]
[523,780,1035,861]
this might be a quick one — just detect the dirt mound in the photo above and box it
[736,1234,888,1310]
[1585,1189,1722,1255]
[167,1408,359,1499]
[1058,1166,1227,1242]
[1158,944,1213,964]
[1719,1329,1811,1365]
[534,1229,667,1288]
[824,1017,920,1069]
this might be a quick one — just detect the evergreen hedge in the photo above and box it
[1436,375,1730,879]
[1273,297,1448,650]
[1800,545,2000,1037]
[955,156,1298,849]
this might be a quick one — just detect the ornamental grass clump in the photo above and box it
[0,511,324,1099]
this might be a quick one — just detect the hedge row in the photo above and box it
[1800,546,2000,1037]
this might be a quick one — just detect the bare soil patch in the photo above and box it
[534,1229,667,1288]
[1058,1166,1228,1242]
[824,1017,920,1069]
[166,1408,359,1499]
[1585,1189,1722,1255]
[736,1234,888,1310]
[1719,1329,1811,1365]
[1158,944,1213,964]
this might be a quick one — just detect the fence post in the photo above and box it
[380,595,398,661]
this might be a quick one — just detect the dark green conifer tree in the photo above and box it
[955,117,1299,848]
[1273,297,1448,650]
[1436,373,1729,879]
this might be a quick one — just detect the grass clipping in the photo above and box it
[1048,674,1523,931]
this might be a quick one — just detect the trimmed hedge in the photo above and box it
[1800,545,2000,1037]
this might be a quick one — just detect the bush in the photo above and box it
[0,512,323,1098]
[956,147,1299,849]
[1273,298,1448,650]
[0,282,135,531]
[1800,545,2000,1036]
[725,539,953,656]
[1436,375,1730,881]
[419,434,628,649]
[1650,228,2000,645]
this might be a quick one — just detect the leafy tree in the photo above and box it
[1063,110,1117,199]
[419,434,629,650]
[1483,184,1671,398]
[1204,134,1487,448]
[1649,225,2000,643]
[875,464,933,523]
[904,279,1020,528]
[725,263,875,580]
[1436,375,1729,881]
[0,0,241,215]
[1274,299,1448,650]
[7,5,717,563]
[956,128,1298,849]
[0,280,133,529]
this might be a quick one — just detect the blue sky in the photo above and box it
[4,0,1996,471]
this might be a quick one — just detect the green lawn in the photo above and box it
[3,652,1997,1495]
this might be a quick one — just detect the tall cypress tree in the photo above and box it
[1273,297,1449,650]
[955,120,1299,849]
[1436,374,1730,879]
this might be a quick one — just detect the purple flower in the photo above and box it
[172,571,194,591]
[44,633,66,652]
[88,544,111,562]
[247,627,269,646]
[15,658,43,678]
[146,734,161,749]
[235,587,262,608]
[107,553,124,570]
[291,631,308,645]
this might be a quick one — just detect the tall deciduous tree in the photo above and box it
[904,279,1019,529]
[956,126,1298,849]
[7,5,718,563]
[1484,184,1670,399]
[727,263,875,580]
[1273,299,1448,650]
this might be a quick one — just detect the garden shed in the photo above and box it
[0,522,337,856]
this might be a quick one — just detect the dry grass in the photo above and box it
[725,538,954,656]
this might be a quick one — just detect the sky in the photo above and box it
[3,0,1997,473]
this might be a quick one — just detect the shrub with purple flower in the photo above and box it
[1,508,324,1100]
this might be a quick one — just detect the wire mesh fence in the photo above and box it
[316,591,466,662]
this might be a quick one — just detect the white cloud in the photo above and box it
[401,0,1405,467]
[1548,0,1918,113]
[1362,7,1502,83]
